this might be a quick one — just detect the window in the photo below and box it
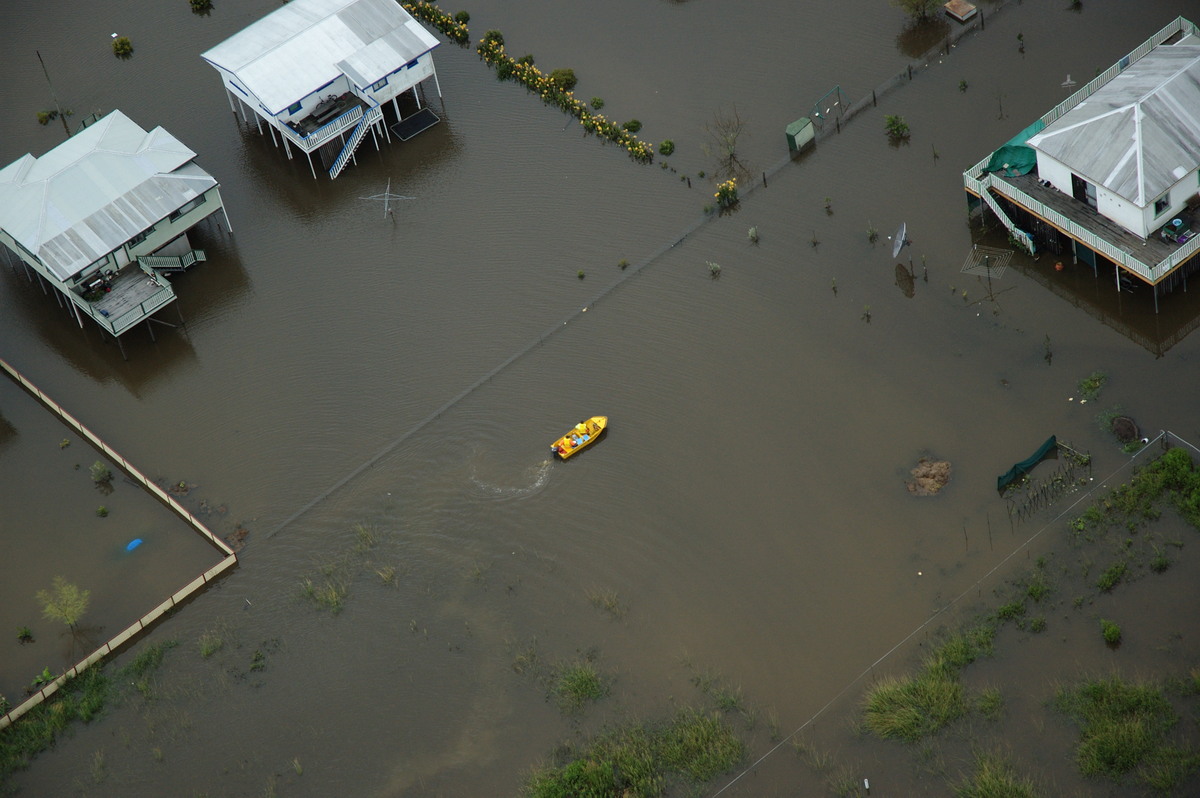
[1154,193,1171,217]
[406,59,418,70]
[371,76,388,92]
[168,195,206,222]
[127,225,155,248]
[288,100,302,115]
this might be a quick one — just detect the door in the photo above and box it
[1071,173,1097,209]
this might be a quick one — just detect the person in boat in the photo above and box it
[556,444,567,455]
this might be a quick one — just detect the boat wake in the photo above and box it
[469,458,553,501]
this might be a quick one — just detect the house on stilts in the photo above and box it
[0,110,231,357]
[201,0,443,180]
[964,16,1200,313]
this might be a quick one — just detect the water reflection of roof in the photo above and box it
[0,111,216,282]
[200,0,439,115]
[1027,42,1200,208]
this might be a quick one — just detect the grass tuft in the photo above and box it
[1054,676,1177,780]
[586,587,628,620]
[550,661,609,713]
[522,708,742,797]
[954,751,1041,798]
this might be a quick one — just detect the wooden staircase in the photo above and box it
[329,105,383,179]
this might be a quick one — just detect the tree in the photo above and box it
[703,105,751,183]
[891,0,942,20]
[37,577,90,631]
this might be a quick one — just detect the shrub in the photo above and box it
[884,114,910,140]
[1096,561,1127,592]
[1101,619,1122,645]
[403,2,470,45]
[549,68,577,91]
[475,32,653,164]
[89,461,112,484]
[590,97,604,110]
[112,37,133,58]
[189,0,212,12]
[622,119,642,133]
[715,178,738,209]
[659,139,675,156]
[1078,370,1108,401]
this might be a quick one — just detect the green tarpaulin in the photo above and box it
[982,120,1045,177]
[997,435,1057,491]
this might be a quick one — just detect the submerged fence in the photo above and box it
[0,356,238,731]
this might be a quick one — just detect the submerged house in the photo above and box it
[964,17,1200,311]
[0,110,231,352]
[201,0,442,180]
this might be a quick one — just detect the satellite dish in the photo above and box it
[889,222,909,258]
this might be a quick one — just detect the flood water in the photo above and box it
[3,0,1200,794]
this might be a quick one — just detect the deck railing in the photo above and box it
[68,269,176,337]
[138,249,207,272]
[278,106,364,152]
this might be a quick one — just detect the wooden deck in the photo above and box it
[87,267,175,335]
[996,173,1188,268]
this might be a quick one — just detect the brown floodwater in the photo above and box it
[2,0,1199,794]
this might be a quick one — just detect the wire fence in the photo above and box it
[710,429,1198,796]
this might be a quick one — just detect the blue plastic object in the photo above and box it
[126,538,143,551]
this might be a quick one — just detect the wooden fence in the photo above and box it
[0,356,238,731]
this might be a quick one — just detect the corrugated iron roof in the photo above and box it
[200,0,438,115]
[0,111,217,281]
[1028,43,1200,207]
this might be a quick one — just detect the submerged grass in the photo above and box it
[862,623,995,742]
[550,661,609,713]
[954,751,1041,798]
[523,708,743,798]
[1053,675,1179,781]
[0,638,178,783]
[586,587,628,620]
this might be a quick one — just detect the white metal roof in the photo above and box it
[200,0,438,115]
[1028,42,1200,208]
[0,111,217,282]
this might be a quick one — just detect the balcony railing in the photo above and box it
[278,106,364,152]
[70,264,176,337]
